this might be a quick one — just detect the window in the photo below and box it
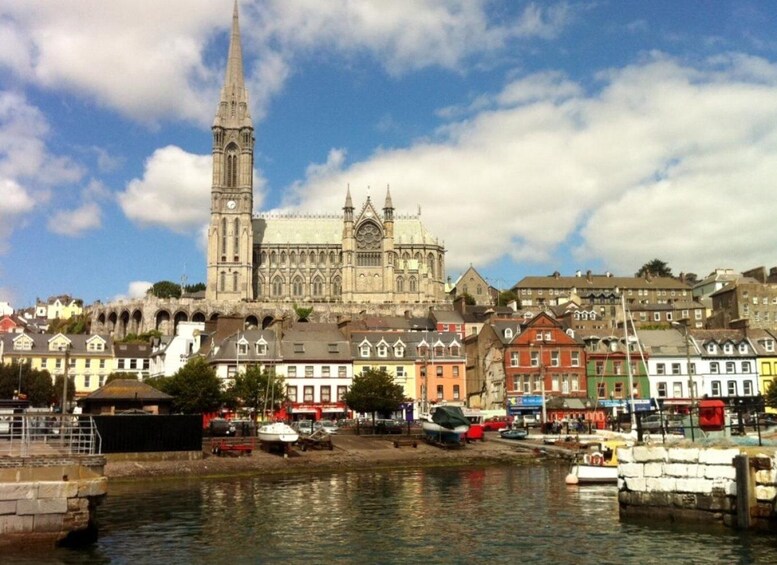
[99,359,106,370]
[305,366,314,377]
[84,375,91,388]
[562,375,569,394]
[396,367,406,379]
[711,381,721,396]
[571,374,579,391]
[360,344,370,357]
[452,366,459,377]
[338,386,348,400]
[657,382,667,398]
[653,312,661,322]
[510,352,519,367]
[256,343,267,355]
[671,363,681,375]
[710,362,719,374]
[597,382,606,399]
[707,343,717,354]
[436,366,443,377]
[322,366,331,377]
[436,385,443,400]
[304,386,314,402]
[613,361,622,375]
[521,376,530,393]
[725,362,735,374]
[434,345,444,357]
[394,345,405,357]
[614,382,624,399]
[738,343,748,354]
[450,345,460,356]
[453,385,460,400]
[571,351,580,367]
[287,366,297,378]
[742,362,751,373]
[673,383,683,397]
[530,351,539,367]
[766,340,775,353]
[744,381,753,396]
[727,381,737,396]
[656,363,665,375]
[338,366,347,378]
[762,362,772,376]
[321,386,331,403]
[666,312,673,322]
[551,351,560,367]
[551,374,560,392]
[377,345,388,358]
[595,361,604,375]
[724,343,733,354]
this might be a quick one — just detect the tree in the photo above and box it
[49,314,90,334]
[294,303,313,322]
[765,379,777,410]
[106,372,138,384]
[343,367,405,423]
[460,292,476,306]
[163,357,223,414]
[116,330,162,344]
[227,366,286,420]
[496,290,519,307]
[147,280,182,299]
[184,282,206,294]
[635,259,673,278]
[0,362,55,406]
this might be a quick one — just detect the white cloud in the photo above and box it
[111,281,153,302]
[117,146,212,232]
[47,201,102,236]
[285,54,777,277]
[0,2,572,124]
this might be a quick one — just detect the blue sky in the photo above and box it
[2,1,777,308]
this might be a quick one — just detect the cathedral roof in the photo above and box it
[253,215,441,247]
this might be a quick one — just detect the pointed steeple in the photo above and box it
[383,185,394,221]
[344,185,353,209]
[343,185,354,222]
[213,0,252,129]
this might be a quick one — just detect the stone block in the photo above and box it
[703,465,736,480]
[37,481,79,499]
[671,492,698,508]
[0,482,37,501]
[633,445,668,463]
[643,462,663,477]
[0,514,33,534]
[77,477,108,497]
[617,447,634,463]
[755,468,777,486]
[33,513,65,532]
[698,448,739,466]
[67,497,90,512]
[0,500,16,515]
[755,485,777,503]
[668,447,700,463]
[63,511,89,530]
[16,497,68,515]
[712,478,736,497]
[620,463,644,478]
[663,463,690,477]
[625,477,646,492]
[675,478,713,494]
[646,477,675,493]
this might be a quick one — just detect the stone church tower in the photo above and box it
[206,2,254,301]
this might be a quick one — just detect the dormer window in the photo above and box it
[723,343,733,354]
[450,345,460,356]
[418,345,428,357]
[738,343,748,354]
[377,344,388,358]
[504,328,513,339]
[434,345,444,357]
[256,343,267,355]
[360,344,370,357]
[765,340,775,353]
[706,343,717,354]
[394,345,405,357]
[238,343,248,355]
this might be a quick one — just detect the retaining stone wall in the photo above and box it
[0,456,107,547]
[617,446,777,529]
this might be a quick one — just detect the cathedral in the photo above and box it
[206,4,446,305]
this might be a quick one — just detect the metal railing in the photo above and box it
[0,413,102,457]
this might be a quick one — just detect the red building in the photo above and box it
[504,313,588,422]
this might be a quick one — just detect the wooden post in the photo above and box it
[734,454,752,529]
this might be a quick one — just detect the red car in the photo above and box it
[481,417,510,432]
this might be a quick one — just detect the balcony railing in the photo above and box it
[0,413,102,457]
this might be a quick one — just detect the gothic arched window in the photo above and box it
[233,218,239,258]
[232,272,239,292]
[332,276,342,296]
[427,253,435,277]
[272,276,283,297]
[221,218,227,256]
[312,275,323,297]
[396,277,404,292]
[225,143,239,187]
[292,276,304,297]
[219,271,226,292]
[409,277,417,292]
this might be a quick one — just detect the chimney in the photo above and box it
[586,270,593,283]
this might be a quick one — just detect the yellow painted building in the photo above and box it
[1,332,114,403]
[35,295,84,321]
[751,330,777,414]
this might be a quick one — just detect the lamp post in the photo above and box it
[672,320,695,442]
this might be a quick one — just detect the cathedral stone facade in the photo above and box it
[206,4,446,306]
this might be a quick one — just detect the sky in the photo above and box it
[2,1,777,308]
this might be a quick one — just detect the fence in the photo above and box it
[0,413,102,457]
[92,415,202,453]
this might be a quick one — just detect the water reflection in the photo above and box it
[5,464,777,564]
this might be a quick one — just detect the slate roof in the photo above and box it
[514,274,690,291]
[82,379,172,401]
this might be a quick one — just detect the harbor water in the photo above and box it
[8,463,777,564]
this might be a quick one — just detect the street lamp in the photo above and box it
[672,320,695,442]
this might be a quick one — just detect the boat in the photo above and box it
[422,406,470,446]
[499,427,529,440]
[257,422,299,445]
[565,440,628,485]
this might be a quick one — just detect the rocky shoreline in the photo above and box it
[104,434,548,481]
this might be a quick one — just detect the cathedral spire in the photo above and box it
[213,0,252,129]
[384,185,394,210]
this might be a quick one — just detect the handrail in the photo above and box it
[0,413,102,457]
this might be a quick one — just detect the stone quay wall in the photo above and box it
[0,455,107,547]
[617,445,777,530]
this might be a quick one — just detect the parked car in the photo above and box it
[293,420,315,435]
[375,419,404,434]
[314,420,339,434]
[209,418,236,437]
[481,416,510,432]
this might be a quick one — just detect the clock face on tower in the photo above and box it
[227,200,237,210]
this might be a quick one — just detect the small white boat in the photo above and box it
[565,440,627,485]
[257,422,299,445]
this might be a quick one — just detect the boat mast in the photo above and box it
[621,293,637,430]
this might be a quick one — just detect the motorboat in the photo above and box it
[422,406,470,446]
[257,422,299,445]
[499,427,528,440]
[565,440,628,485]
